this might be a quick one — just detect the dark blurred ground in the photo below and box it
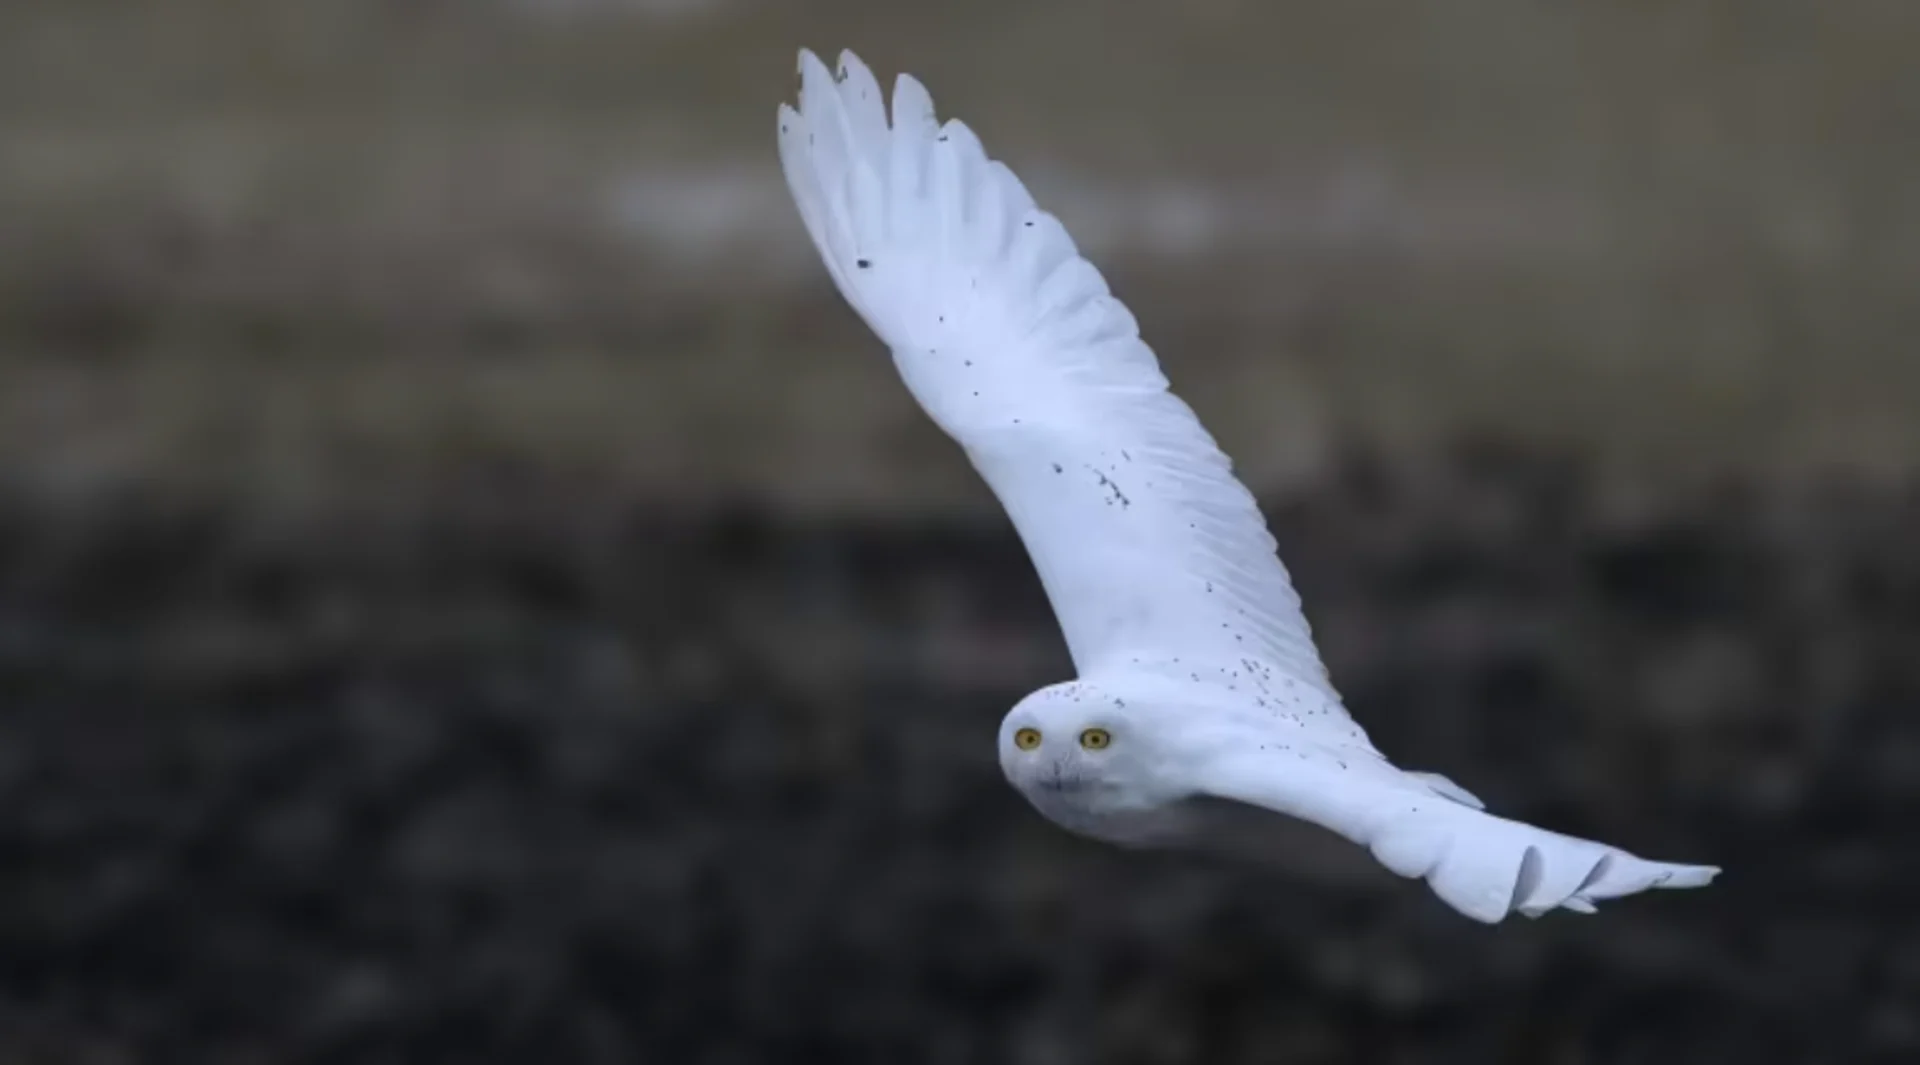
[3,453,1918,1063]
[3,2,1919,1063]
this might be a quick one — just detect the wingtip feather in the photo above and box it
[831,50,889,158]
[892,72,936,128]
[1658,863,1722,889]
[1373,804,1722,923]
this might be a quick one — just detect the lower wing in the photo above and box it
[1199,752,1719,922]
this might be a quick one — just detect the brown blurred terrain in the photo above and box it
[3,0,1917,508]
[2,3,1919,1064]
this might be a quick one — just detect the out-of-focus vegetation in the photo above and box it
[2,0,1916,509]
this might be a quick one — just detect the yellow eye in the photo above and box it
[1013,727,1042,750]
[1079,727,1111,750]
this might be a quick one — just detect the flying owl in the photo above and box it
[775,48,1719,922]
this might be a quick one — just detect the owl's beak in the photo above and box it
[1039,759,1083,793]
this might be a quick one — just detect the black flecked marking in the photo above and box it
[1088,467,1131,508]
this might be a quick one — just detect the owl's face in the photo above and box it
[996,681,1173,815]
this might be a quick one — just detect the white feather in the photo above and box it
[776,48,1720,922]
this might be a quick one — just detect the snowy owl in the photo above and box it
[775,48,1719,922]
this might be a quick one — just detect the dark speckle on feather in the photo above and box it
[1088,467,1131,508]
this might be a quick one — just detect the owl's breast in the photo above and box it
[1014,779,1184,848]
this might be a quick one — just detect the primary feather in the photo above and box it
[776,48,1719,922]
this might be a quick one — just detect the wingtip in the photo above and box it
[797,47,835,93]
[889,71,937,138]
[1666,864,1722,888]
[793,47,814,96]
[1561,861,1719,916]
[894,70,930,99]
[836,48,870,82]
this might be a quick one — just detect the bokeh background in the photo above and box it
[4,2,1918,1062]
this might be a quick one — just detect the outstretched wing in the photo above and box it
[1197,751,1721,922]
[777,48,1359,730]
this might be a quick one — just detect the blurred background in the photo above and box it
[2,1,1917,1062]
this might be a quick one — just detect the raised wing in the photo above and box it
[777,48,1358,732]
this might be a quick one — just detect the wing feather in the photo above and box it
[779,48,1362,742]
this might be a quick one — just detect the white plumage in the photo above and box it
[776,48,1719,923]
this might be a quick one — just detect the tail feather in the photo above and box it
[1368,804,1719,923]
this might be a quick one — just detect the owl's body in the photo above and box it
[777,48,1720,923]
[1015,774,1175,848]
